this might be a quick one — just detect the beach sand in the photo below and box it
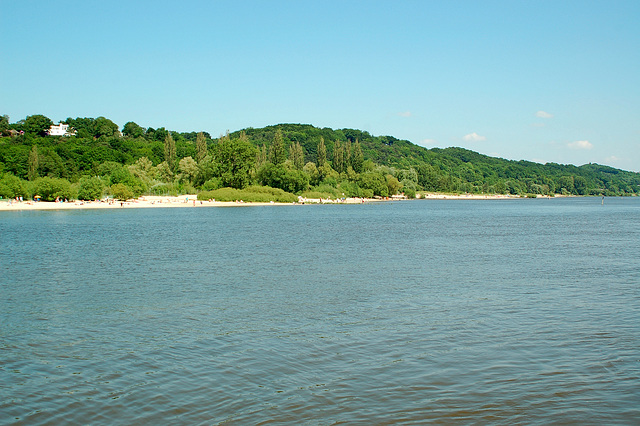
[0,195,378,211]
[0,192,533,212]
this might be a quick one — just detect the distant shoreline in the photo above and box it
[0,193,573,212]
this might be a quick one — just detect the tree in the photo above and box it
[317,137,327,167]
[110,183,133,201]
[196,132,207,163]
[291,142,304,170]
[351,139,364,173]
[122,121,145,138]
[33,177,74,201]
[164,133,177,172]
[214,137,257,189]
[24,114,53,136]
[0,115,9,136]
[178,156,198,183]
[269,128,287,165]
[94,117,119,138]
[77,176,105,200]
[333,139,344,173]
[28,145,39,181]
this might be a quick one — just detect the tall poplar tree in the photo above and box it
[317,137,327,167]
[291,142,304,170]
[196,132,207,163]
[351,139,364,173]
[269,128,287,165]
[28,144,39,181]
[164,133,177,171]
[333,139,344,173]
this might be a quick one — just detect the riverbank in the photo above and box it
[0,195,378,211]
[0,192,555,211]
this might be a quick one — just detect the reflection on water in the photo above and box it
[1,198,639,424]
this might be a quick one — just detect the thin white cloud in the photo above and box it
[536,110,553,119]
[421,138,436,146]
[568,140,593,150]
[463,132,486,142]
[397,111,412,117]
[605,155,620,163]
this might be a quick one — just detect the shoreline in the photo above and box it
[0,193,563,212]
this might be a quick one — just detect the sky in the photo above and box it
[2,0,639,171]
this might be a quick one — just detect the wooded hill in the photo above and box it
[1,114,638,201]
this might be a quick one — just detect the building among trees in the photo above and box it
[47,123,75,136]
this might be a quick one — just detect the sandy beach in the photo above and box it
[0,192,534,212]
[0,195,385,211]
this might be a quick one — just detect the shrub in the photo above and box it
[198,186,297,203]
[110,183,134,201]
[76,176,105,200]
[33,177,74,201]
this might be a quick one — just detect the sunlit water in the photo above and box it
[1,198,639,424]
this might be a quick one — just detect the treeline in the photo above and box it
[1,114,639,201]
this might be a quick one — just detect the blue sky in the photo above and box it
[2,0,639,171]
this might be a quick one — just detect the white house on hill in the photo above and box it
[47,123,76,136]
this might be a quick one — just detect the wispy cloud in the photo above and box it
[536,110,553,119]
[397,111,412,117]
[463,132,486,142]
[568,140,593,150]
[421,138,436,146]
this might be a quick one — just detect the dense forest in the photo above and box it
[1,114,639,201]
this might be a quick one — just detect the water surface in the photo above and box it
[1,198,639,424]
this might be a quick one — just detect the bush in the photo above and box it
[110,183,134,201]
[0,174,28,198]
[202,177,222,191]
[149,182,179,196]
[198,186,298,203]
[33,177,74,201]
[76,176,105,200]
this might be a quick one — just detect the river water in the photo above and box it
[1,198,639,424]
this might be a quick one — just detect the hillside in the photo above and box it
[1,115,639,200]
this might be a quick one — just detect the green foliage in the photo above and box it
[358,172,389,197]
[214,136,257,189]
[24,115,53,136]
[269,129,287,165]
[33,177,74,201]
[0,173,28,198]
[77,176,105,200]
[257,163,309,193]
[122,121,145,138]
[198,186,298,203]
[196,132,207,163]
[110,183,134,201]
[1,117,639,200]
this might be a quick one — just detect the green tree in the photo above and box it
[164,133,177,172]
[269,129,287,165]
[33,177,74,201]
[317,137,327,167]
[351,139,364,173]
[292,142,304,170]
[77,176,105,200]
[24,114,53,136]
[110,183,133,201]
[178,156,198,183]
[94,117,119,138]
[196,132,208,163]
[28,145,39,181]
[122,121,145,138]
[0,115,9,136]
[214,137,257,189]
[0,174,27,198]
[333,139,344,173]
